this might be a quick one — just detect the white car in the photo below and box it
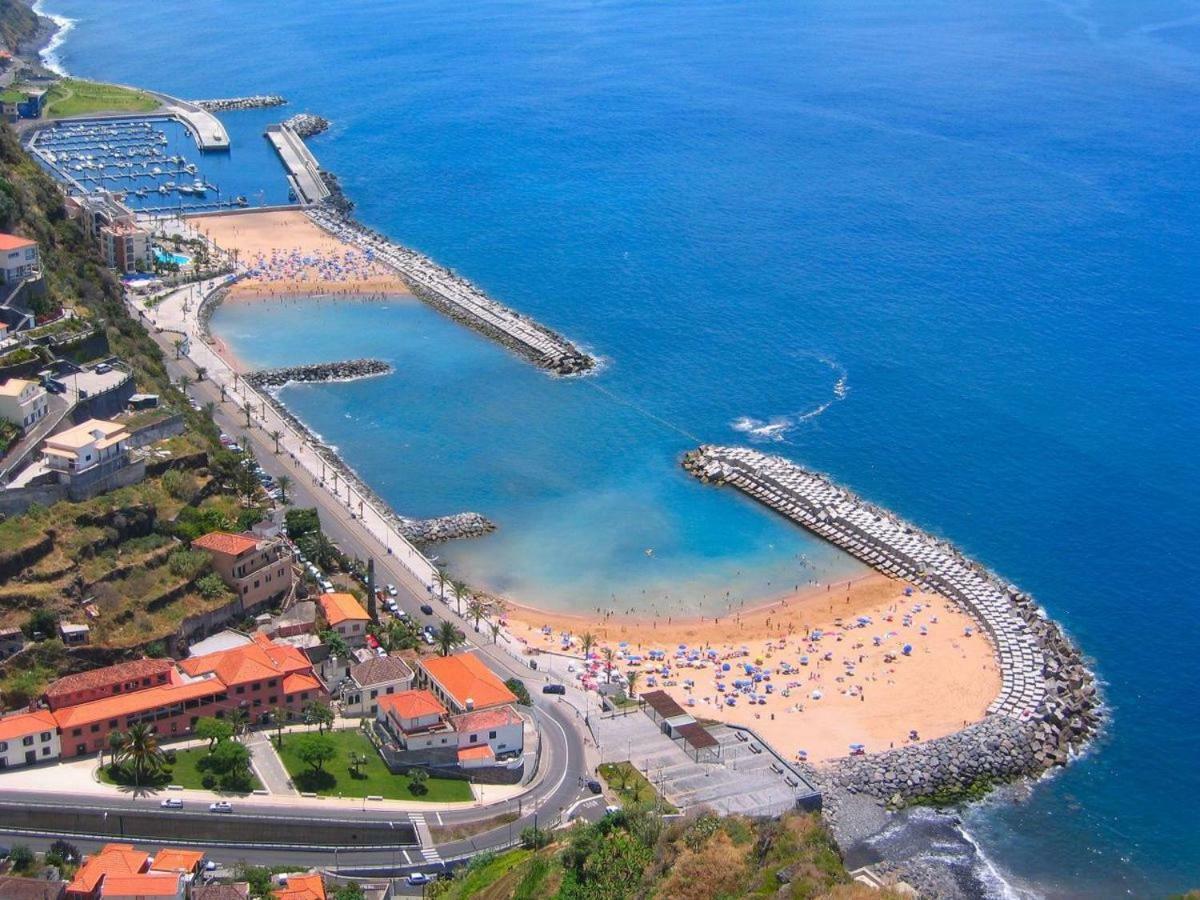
[208,801,233,813]
[160,798,184,809]
[605,804,621,815]
[405,873,430,886]
[387,584,398,596]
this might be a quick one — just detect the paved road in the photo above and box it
[246,732,297,796]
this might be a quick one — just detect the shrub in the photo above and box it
[162,468,197,500]
[505,677,531,706]
[167,548,211,580]
[521,825,551,849]
[201,773,217,789]
[23,608,57,640]
[7,845,34,872]
[163,749,177,765]
[196,572,229,600]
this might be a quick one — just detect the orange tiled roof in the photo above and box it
[68,844,149,894]
[192,531,260,557]
[180,632,311,688]
[378,689,446,721]
[420,652,516,711]
[0,233,35,251]
[52,678,222,731]
[45,659,175,702]
[457,744,494,761]
[149,849,204,874]
[271,874,325,900]
[449,705,521,734]
[0,708,56,741]
[281,672,320,695]
[319,593,369,627]
[100,874,180,897]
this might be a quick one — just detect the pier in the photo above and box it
[265,123,330,205]
[153,95,230,151]
[307,206,596,375]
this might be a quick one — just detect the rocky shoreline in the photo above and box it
[682,445,1102,808]
[243,358,392,390]
[285,113,330,139]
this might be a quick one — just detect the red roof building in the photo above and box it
[44,659,175,711]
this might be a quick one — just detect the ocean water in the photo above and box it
[41,0,1200,896]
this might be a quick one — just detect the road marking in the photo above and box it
[434,812,442,826]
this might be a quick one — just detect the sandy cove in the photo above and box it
[189,209,413,298]
[503,572,1000,765]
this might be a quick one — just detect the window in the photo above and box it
[23,736,33,746]
[268,696,278,705]
[90,724,100,733]
[0,741,6,751]
[72,728,82,737]
[370,689,378,699]
[489,730,497,739]
[41,746,50,756]
[267,679,277,688]
[235,686,245,695]
[109,720,118,728]
[469,734,478,744]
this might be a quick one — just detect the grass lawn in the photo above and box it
[46,78,160,118]
[274,729,473,802]
[97,746,261,793]
[597,761,677,812]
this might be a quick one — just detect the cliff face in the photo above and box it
[0,0,40,53]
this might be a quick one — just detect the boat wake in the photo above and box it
[32,0,75,76]
[730,357,849,442]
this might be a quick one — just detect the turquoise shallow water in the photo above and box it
[43,0,1200,895]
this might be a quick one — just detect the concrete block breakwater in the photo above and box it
[307,206,596,376]
[683,445,1101,802]
[195,96,286,111]
[285,113,330,139]
[242,358,392,390]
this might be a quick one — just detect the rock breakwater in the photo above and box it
[243,359,392,390]
[399,512,495,544]
[285,113,330,139]
[195,95,286,111]
[308,205,595,376]
[683,445,1102,804]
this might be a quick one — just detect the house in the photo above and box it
[147,849,205,879]
[0,233,39,282]
[0,377,49,429]
[191,886,249,900]
[376,690,453,753]
[447,705,524,768]
[271,874,325,900]
[42,419,131,483]
[0,709,60,769]
[49,635,327,758]
[58,621,90,646]
[340,654,413,718]
[64,844,192,900]
[0,875,66,900]
[0,625,24,660]
[191,531,294,614]
[318,592,370,647]
[43,658,175,711]
[417,651,517,714]
[374,687,524,765]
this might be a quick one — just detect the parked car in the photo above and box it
[387,584,398,596]
[160,798,184,809]
[586,780,602,794]
[605,805,621,816]
[542,683,566,695]
[405,873,430,886]
[422,632,435,646]
[208,801,233,813]
[420,603,434,615]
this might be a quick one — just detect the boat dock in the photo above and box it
[307,205,596,375]
[682,445,1047,720]
[153,95,229,151]
[264,123,330,205]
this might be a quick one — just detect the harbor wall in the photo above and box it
[682,445,1102,804]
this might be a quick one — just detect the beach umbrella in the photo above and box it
[902,644,913,655]
[722,663,731,671]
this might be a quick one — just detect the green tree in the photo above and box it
[433,567,450,603]
[209,738,251,779]
[270,430,282,454]
[196,572,229,600]
[7,845,34,873]
[107,729,125,768]
[285,507,320,539]
[303,699,334,734]
[624,669,641,700]
[117,723,166,786]
[226,708,250,739]
[467,596,487,633]
[451,580,470,617]
[580,632,597,660]
[505,678,531,706]
[436,620,464,657]
[23,608,57,640]
[407,767,429,795]
[276,474,292,505]
[270,704,289,747]
[333,884,364,900]
[320,629,350,660]
[603,646,616,681]
[195,716,234,750]
[293,732,336,773]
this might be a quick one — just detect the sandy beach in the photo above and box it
[189,209,413,298]
[504,573,1000,765]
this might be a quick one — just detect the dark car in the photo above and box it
[586,779,602,794]
[420,603,434,615]
[542,683,566,695]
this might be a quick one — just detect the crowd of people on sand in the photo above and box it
[516,583,987,763]
[241,246,386,288]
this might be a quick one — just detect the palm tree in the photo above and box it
[227,708,250,740]
[173,338,184,359]
[270,430,283,454]
[244,404,252,428]
[276,474,292,505]
[270,704,289,747]
[106,729,125,769]
[489,621,501,644]
[202,401,216,422]
[451,580,470,618]
[467,596,487,633]
[602,646,616,681]
[195,366,207,381]
[117,724,165,786]
[433,568,450,604]
[580,632,597,661]
[624,669,641,700]
[436,620,464,657]
[178,375,191,392]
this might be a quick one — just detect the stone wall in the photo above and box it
[127,413,186,449]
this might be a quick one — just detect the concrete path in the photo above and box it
[246,732,297,796]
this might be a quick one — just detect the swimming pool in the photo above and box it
[153,247,192,267]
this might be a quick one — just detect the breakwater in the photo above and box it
[195,95,286,111]
[682,445,1101,803]
[307,205,596,376]
[285,113,330,139]
[265,123,330,205]
[242,358,392,390]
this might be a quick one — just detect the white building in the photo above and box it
[0,377,48,429]
[340,654,414,718]
[0,709,60,768]
[0,233,39,284]
[42,418,130,480]
[375,688,524,766]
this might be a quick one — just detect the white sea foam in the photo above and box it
[32,0,75,76]
[729,357,849,442]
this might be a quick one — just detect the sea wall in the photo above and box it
[682,445,1102,804]
[243,358,393,390]
[195,95,286,112]
[307,205,596,376]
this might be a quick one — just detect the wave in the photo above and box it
[729,357,849,442]
[32,0,75,76]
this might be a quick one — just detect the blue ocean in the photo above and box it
[41,0,1199,895]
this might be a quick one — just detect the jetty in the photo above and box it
[284,113,330,139]
[194,95,286,112]
[683,445,1102,803]
[153,95,230,151]
[307,205,595,375]
[242,358,392,390]
[264,123,330,205]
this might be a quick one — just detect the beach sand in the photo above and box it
[503,573,1000,765]
[188,209,413,298]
